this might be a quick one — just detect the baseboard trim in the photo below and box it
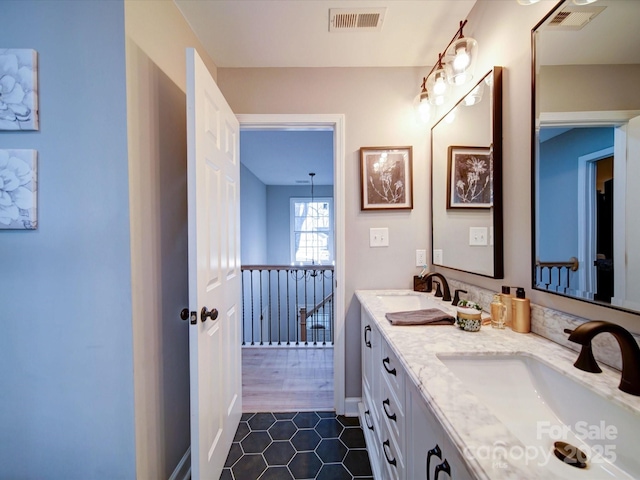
[169,446,191,480]
[344,397,361,417]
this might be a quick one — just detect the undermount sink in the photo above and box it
[438,353,640,479]
[375,292,447,312]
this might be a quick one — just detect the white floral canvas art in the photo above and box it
[0,49,39,130]
[0,149,37,229]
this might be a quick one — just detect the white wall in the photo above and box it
[125,0,218,477]
[217,67,430,396]
[0,2,135,478]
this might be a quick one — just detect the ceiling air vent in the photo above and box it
[329,8,386,32]
[545,5,606,30]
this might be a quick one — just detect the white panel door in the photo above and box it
[186,48,242,480]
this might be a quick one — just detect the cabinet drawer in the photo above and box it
[381,339,405,408]
[380,373,405,453]
[379,414,405,480]
[362,384,380,441]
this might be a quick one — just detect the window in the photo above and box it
[290,197,333,264]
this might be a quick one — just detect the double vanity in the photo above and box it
[356,289,640,480]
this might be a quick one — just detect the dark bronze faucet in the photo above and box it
[565,320,640,396]
[423,273,452,302]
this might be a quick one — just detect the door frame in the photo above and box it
[236,113,347,415]
[577,146,613,298]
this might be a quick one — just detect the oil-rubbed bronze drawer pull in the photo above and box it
[434,459,451,480]
[382,398,397,422]
[427,444,442,480]
[382,439,397,467]
[382,357,396,376]
[364,325,372,348]
[364,409,374,431]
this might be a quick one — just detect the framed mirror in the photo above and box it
[532,0,640,314]
[431,67,503,278]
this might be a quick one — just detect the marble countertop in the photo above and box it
[356,289,640,480]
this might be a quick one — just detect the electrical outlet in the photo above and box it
[416,249,426,267]
[369,227,389,247]
[433,249,443,265]
[469,227,488,246]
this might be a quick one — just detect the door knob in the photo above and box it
[200,307,219,322]
[180,308,189,320]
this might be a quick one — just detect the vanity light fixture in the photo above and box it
[572,0,598,5]
[517,0,541,4]
[444,23,478,86]
[414,19,478,122]
[413,77,433,124]
[426,53,450,106]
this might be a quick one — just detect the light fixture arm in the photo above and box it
[420,20,469,84]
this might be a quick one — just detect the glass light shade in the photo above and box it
[463,82,484,106]
[444,37,478,86]
[413,90,432,124]
[516,0,540,4]
[426,67,449,106]
[572,0,597,4]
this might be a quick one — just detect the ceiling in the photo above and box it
[240,129,334,186]
[174,0,477,185]
[173,0,477,68]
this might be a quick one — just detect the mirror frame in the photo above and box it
[530,1,640,315]
[431,66,504,278]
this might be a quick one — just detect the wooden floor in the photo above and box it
[242,347,334,413]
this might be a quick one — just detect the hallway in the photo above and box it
[242,347,333,413]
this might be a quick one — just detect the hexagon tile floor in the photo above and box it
[220,411,373,480]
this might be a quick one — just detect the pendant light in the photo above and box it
[309,172,317,266]
[444,21,478,86]
[413,77,432,124]
[426,54,450,106]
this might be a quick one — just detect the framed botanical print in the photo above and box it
[360,146,413,211]
[447,146,492,209]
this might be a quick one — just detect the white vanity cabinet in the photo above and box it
[360,307,473,480]
[406,381,473,480]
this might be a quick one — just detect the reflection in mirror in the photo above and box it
[431,67,503,278]
[532,0,640,314]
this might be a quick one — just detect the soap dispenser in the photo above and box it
[512,287,531,333]
[500,285,513,328]
[490,294,506,329]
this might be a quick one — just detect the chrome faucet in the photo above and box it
[424,273,452,302]
[565,321,640,396]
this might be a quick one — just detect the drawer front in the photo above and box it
[362,384,380,441]
[379,416,405,480]
[380,373,405,454]
[381,339,405,410]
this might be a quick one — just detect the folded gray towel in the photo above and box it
[385,308,455,326]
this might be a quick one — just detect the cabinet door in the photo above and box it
[407,382,473,480]
[407,383,442,480]
[361,308,380,426]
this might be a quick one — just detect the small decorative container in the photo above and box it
[456,300,483,332]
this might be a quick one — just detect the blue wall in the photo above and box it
[240,163,268,264]
[266,185,334,265]
[0,2,135,478]
[538,127,613,261]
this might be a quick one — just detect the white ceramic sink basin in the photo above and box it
[375,293,448,312]
[438,353,640,479]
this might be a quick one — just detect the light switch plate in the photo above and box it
[469,227,488,246]
[369,227,389,247]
